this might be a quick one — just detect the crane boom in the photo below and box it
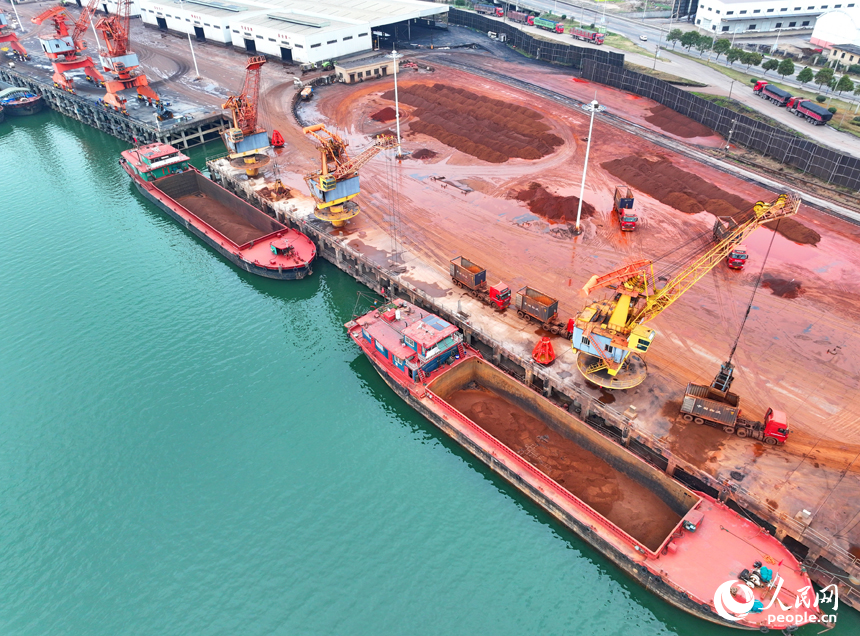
[222,56,266,135]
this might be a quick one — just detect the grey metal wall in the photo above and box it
[582,59,860,191]
[448,8,624,69]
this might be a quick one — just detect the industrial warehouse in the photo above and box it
[2,0,860,632]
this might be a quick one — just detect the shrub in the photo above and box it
[815,95,826,103]
[749,77,758,84]
[853,116,860,123]
[828,106,838,114]
[849,64,860,75]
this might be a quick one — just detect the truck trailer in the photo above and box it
[570,27,604,44]
[450,256,511,310]
[508,10,534,25]
[476,3,504,16]
[515,286,572,336]
[752,81,792,107]
[679,383,789,445]
[786,97,833,125]
[533,17,565,33]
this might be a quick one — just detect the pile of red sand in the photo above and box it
[514,182,596,222]
[411,148,437,160]
[371,107,399,122]
[601,156,820,245]
[381,83,563,163]
[644,105,714,139]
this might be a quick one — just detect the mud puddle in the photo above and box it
[762,274,803,299]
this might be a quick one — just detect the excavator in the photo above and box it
[302,125,397,227]
[31,2,103,92]
[1,10,28,59]
[221,56,271,177]
[572,193,801,389]
[94,0,159,111]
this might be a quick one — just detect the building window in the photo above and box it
[708,6,712,10]
[581,336,590,346]
[767,8,774,11]
[807,5,814,8]
[780,7,787,10]
[310,43,321,48]
[794,6,801,9]
[358,32,368,37]
[722,25,730,31]
[753,9,761,13]
[204,22,210,26]
[749,23,757,28]
[789,21,797,26]
[327,40,336,44]
[186,18,190,21]
[852,55,856,61]
[232,29,239,33]
[802,19,810,25]
[268,38,275,42]
[716,9,720,13]
[256,35,263,39]
[849,3,856,6]
[727,10,734,14]
[697,18,701,23]
[605,345,615,353]
[842,52,846,58]
[295,44,303,48]
[712,24,717,29]
[357,71,363,78]
[740,9,747,13]
[374,68,380,75]
[776,22,782,27]
[343,36,353,41]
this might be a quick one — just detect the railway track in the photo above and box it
[428,57,860,226]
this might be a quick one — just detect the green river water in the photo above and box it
[0,112,853,635]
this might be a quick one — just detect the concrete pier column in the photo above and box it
[525,367,534,385]
[664,455,678,477]
[492,348,502,364]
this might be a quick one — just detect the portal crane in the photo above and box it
[573,193,801,389]
[0,10,28,58]
[221,56,270,177]
[302,124,397,227]
[94,0,158,111]
[31,1,104,92]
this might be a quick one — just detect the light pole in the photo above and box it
[653,25,663,69]
[180,0,200,79]
[10,0,23,33]
[387,49,403,157]
[770,27,782,55]
[728,79,735,99]
[642,0,649,23]
[575,99,600,235]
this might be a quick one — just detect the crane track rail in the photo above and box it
[429,57,860,226]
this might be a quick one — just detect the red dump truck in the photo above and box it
[752,80,792,107]
[786,97,834,125]
[476,3,504,16]
[612,185,637,231]
[679,383,789,445]
[450,256,511,310]
[508,11,534,25]
[570,27,604,44]
[515,286,572,336]
[713,216,748,269]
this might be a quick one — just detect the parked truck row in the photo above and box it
[450,256,573,336]
[472,6,605,43]
[752,81,834,126]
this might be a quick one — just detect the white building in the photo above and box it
[138,0,446,64]
[694,0,850,34]
[811,7,860,46]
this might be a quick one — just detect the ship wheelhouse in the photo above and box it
[121,143,190,182]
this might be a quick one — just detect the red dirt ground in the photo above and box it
[644,105,715,139]
[411,148,438,160]
[382,83,563,163]
[514,182,597,222]
[601,156,820,245]
[370,107,399,122]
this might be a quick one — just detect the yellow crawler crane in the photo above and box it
[572,193,801,389]
[303,125,396,227]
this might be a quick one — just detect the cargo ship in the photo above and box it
[346,299,824,631]
[120,143,315,279]
[0,83,44,116]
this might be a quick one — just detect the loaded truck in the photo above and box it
[679,383,789,445]
[612,186,637,231]
[570,27,604,44]
[450,256,511,310]
[786,97,833,125]
[713,216,748,269]
[508,11,534,25]
[533,17,565,33]
[515,286,572,336]
[476,3,504,16]
[752,81,792,107]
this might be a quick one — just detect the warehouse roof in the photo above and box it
[145,0,265,18]
[235,12,353,35]
[263,0,441,25]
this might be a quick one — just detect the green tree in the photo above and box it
[742,51,763,69]
[667,28,683,49]
[777,58,795,78]
[836,74,855,95]
[815,66,834,89]
[796,66,814,85]
[713,38,731,61]
[761,58,780,75]
[815,94,826,103]
[848,63,860,75]
[696,36,713,57]
[726,47,744,66]
[680,31,700,51]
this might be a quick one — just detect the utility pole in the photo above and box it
[770,27,782,55]
[10,0,23,33]
[180,0,200,79]
[642,0,649,23]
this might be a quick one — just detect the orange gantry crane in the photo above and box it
[221,56,271,177]
[0,10,27,58]
[302,125,396,227]
[31,1,103,92]
[94,0,158,110]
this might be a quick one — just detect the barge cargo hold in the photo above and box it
[121,144,315,280]
[346,299,824,631]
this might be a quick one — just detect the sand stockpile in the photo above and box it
[411,148,437,160]
[514,183,596,222]
[644,105,714,139]
[601,156,820,245]
[370,107,399,122]
[382,83,563,163]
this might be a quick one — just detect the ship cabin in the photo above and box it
[121,143,190,182]
[355,300,465,382]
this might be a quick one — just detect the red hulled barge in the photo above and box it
[121,143,315,280]
[346,299,826,631]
